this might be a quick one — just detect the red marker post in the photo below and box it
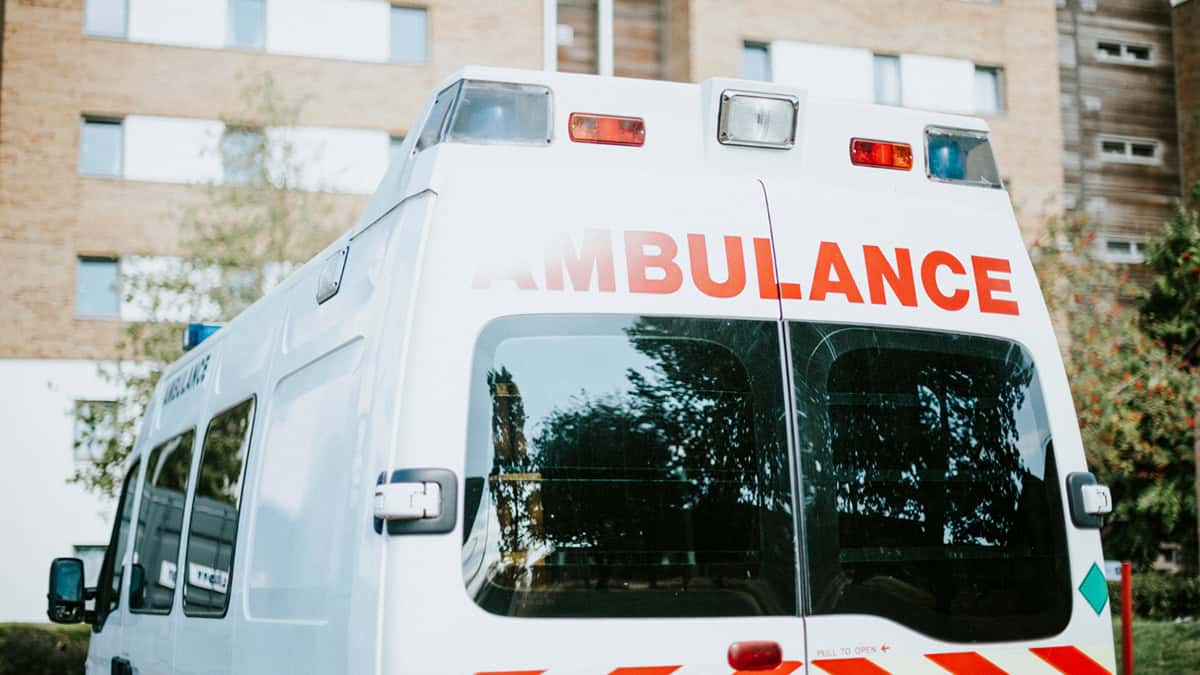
[1121,561,1134,674]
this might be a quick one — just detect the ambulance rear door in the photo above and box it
[763,108,1116,673]
[381,152,807,674]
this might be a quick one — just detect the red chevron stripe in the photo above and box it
[1030,646,1111,675]
[609,668,682,675]
[926,651,1008,675]
[810,657,891,675]
[734,660,804,675]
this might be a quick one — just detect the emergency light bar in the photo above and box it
[850,138,913,171]
[568,113,646,146]
[416,79,553,151]
[182,323,220,351]
[925,126,1003,189]
[717,90,798,150]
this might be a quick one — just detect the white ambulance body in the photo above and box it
[58,67,1117,674]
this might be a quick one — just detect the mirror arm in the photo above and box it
[85,586,97,601]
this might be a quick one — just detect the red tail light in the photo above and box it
[850,138,914,170]
[727,641,783,671]
[569,113,646,146]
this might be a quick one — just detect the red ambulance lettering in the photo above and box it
[972,255,1020,316]
[809,242,864,304]
[921,250,970,311]
[753,237,802,300]
[863,245,918,307]
[544,229,616,292]
[625,230,683,294]
[687,234,746,298]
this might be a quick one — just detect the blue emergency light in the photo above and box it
[925,127,1003,189]
[927,134,966,181]
[183,323,221,351]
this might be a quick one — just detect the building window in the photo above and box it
[1099,136,1160,164]
[1095,40,1153,64]
[1096,235,1147,264]
[390,6,428,63]
[74,545,108,588]
[79,117,124,177]
[389,135,407,166]
[974,65,1004,114]
[740,42,771,81]
[76,256,121,319]
[73,400,118,462]
[873,54,902,106]
[84,0,128,38]
[221,127,264,185]
[227,0,266,50]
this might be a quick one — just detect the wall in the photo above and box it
[680,0,1066,240]
[0,360,117,622]
[1176,0,1200,194]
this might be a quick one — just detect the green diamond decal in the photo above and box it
[1079,563,1109,615]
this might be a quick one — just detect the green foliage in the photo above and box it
[1033,215,1199,571]
[1139,184,1200,363]
[1113,620,1200,675]
[69,72,349,497]
[0,623,89,675]
[1108,573,1200,621]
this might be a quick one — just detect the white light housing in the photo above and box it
[717,90,799,150]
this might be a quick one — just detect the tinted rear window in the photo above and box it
[462,315,797,618]
[790,324,1071,641]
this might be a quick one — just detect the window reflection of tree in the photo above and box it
[795,326,1070,641]
[478,317,795,618]
[131,431,194,612]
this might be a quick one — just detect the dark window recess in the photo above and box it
[1101,140,1126,155]
[184,398,256,616]
[791,324,1071,642]
[1130,143,1156,158]
[94,461,140,629]
[1096,41,1122,58]
[130,431,195,614]
[1125,45,1151,61]
[463,315,797,618]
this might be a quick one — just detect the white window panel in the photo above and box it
[267,0,390,63]
[769,41,873,103]
[390,6,427,63]
[85,0,129,38]
[873,54,901,106]
[1098,135,1161,165]
[267,126,390,194]
[76,257,121,318]
[128,0,225,49]
[124,116,223,184]
[1095,236,1147,264]
[120,256,221,323]
[973,65,1004,115]
[900,54,974,113]
[740,43,771,81]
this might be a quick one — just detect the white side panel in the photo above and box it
[268,126,390,194]
[265,0,390,63]
[0,360,117,621]
[900,54,975,113]
[124,116,223,184]
[769,41,873,103]
[128,0,225,49]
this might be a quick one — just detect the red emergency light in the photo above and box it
[727,641,784,671]
[569,113,646,147]
[850,138,914,171]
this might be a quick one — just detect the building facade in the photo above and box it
[0,0,1062,621]
[1058,0,1182,264]
[1175,0,1200,194]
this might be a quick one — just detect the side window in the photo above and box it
[184,398,256,616]
[130,431,196,614]
[94,460,140,628]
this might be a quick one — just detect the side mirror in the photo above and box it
[47,558,85,624]
[129,563,146,608]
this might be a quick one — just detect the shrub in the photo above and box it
[0,623,89,675]
[1108,573,1200,621]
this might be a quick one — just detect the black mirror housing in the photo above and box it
[47,557,85,624]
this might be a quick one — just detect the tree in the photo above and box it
[71,72,351,496]
[1033,214,1199,572]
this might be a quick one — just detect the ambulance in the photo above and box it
[46,67,1118,674]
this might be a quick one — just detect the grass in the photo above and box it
[0,622,90,675]
[1113,619,1200,675]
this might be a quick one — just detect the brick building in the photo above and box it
[0,0,1066,620]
